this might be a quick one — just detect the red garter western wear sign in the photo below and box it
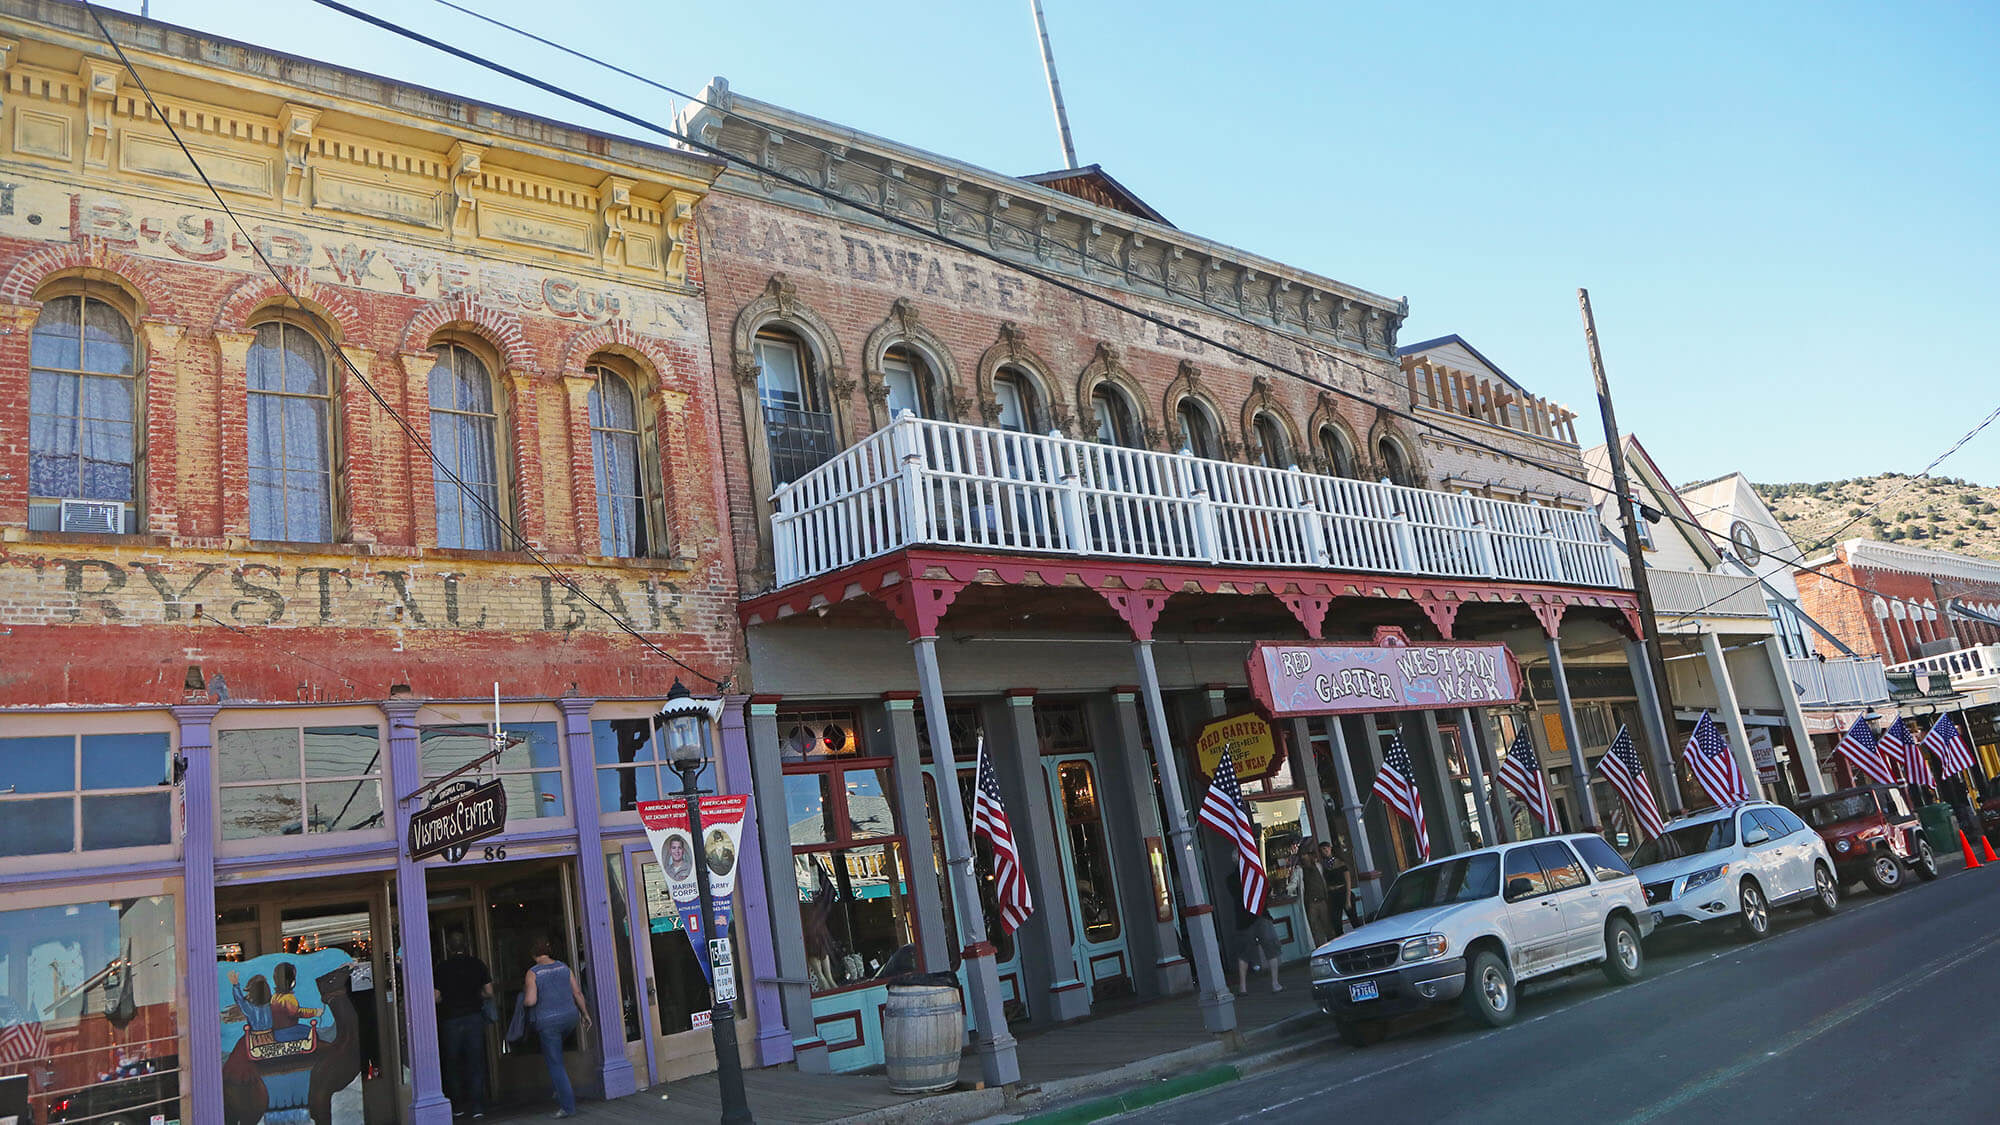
[1246,627,1524,717]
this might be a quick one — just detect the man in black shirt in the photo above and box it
[434,931,492,1118]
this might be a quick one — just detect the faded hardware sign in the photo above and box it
[408,779,508,862]
[1194,712,1281,782]
[1246,627,1523,718]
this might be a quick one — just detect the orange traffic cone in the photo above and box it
[1981,836,1997,865]
[1961,830,1983,868]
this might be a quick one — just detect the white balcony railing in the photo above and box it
[770,413,1625,590]
[1787,655,1891,707]
[1629,565,1771,619]
[1887,644,2000,685]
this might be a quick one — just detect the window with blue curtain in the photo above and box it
[428,344,506,550]
[589,366,655,557]
[28,294,139,531]
[246,319,335,542]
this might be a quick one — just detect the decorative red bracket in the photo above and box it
[870,577,967,639]
[1416,595,1461,640]
[1530,599,1568,639]
[1098,589,1173,641]
[1278,592,1333,639]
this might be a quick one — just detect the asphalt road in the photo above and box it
[1116,861,2000,1124]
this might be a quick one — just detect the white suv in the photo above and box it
[1309,833,1653,1045]
[1631,801,1839,940]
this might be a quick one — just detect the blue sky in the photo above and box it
[98,0,2000,486]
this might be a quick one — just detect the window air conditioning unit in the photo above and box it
[59,498,124,534]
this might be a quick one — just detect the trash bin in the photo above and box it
[1918,802,1957,856]
[882,973,963,1094]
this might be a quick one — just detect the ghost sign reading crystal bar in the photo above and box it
[1245,626,1524,717]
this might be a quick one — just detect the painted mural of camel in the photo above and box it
[222,960,363,1125]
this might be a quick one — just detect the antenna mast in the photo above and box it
[1029,0,1079,169]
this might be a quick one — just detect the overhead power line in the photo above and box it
[385,0,2000,630]
[81,1,727,689]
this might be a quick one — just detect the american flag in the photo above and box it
[1370,732,1430,862]
[0,997,48,1068]
[1495,727,1555,832]
[1924,713,1980,780]
[1834,714,1897,787]
[1595,725,1666,839]
[1197,742,1268,913]
[969,736,1032,934]
[1884,717,1930,788]
[1686,711,1751,808]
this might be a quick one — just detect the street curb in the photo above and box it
[1007,1031,1339,1125]
[1011,1064,1240,1125]
[826,1007,1332,1125]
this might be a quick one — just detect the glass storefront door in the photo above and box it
[622,845,745,1084]
[1042,755,1133,1001]
[426,858,587,1113]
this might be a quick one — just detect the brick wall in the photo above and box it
[1795,550,2000,664]
[696,193,1425,593]
[0,229,742,705]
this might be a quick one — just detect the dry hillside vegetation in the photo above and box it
[1751,475,2000,562]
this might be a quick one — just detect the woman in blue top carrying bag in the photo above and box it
[522,939,593,1118]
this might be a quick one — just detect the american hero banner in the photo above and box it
[1245,628,1524,717]
[637,796,749,984]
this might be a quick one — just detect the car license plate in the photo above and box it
[1348,979,1380,1002]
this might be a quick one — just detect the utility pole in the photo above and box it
[1029,0,1079,169]
[1578,288,1683,813]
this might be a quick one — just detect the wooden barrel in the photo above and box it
[882,982,963,1093]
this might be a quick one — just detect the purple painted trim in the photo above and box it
[384,699,452,1124]
[216,840,400,871]
[3,858,183,890]
[618,840,661,1086]
[558,697,638,1100]
[172,704,222,1125]
[720,694,793,1068]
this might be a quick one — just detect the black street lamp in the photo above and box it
[660,679,753,1125]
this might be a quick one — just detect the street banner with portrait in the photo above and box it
[637,796,749,984]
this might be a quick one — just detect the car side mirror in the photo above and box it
[1744,828,1770,846]
[1505,877,1534,901]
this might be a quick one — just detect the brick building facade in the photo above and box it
[0,7,769,1125]
[685,79,1643,1081]
[1795,539,2000,665]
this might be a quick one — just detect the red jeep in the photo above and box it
[1798,785,1939,893]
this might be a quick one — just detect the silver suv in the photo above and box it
[1309,834,1654,1046]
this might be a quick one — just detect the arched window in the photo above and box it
[247,318,336,542]
[1090,385,1138,447]
[589,366,659,558]
[1378,436,1415,488]
[880,345,938,420]
[754,327,836,485]
[1253,413,1290,469]
[1176,399,1218,458]
[28,292,139,533]
[992,366,1041,433]
[428,343,506,551]
[1318,425,1356,479]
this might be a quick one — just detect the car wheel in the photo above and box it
[1809,862,1839,917]
[1737,879,1771,940]
[1462,949,1516,1028]
[1600,917,1643,984]
[1914,838,1940,881]
[1861,848,1904,894]
[1335,1018,1379,1048]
